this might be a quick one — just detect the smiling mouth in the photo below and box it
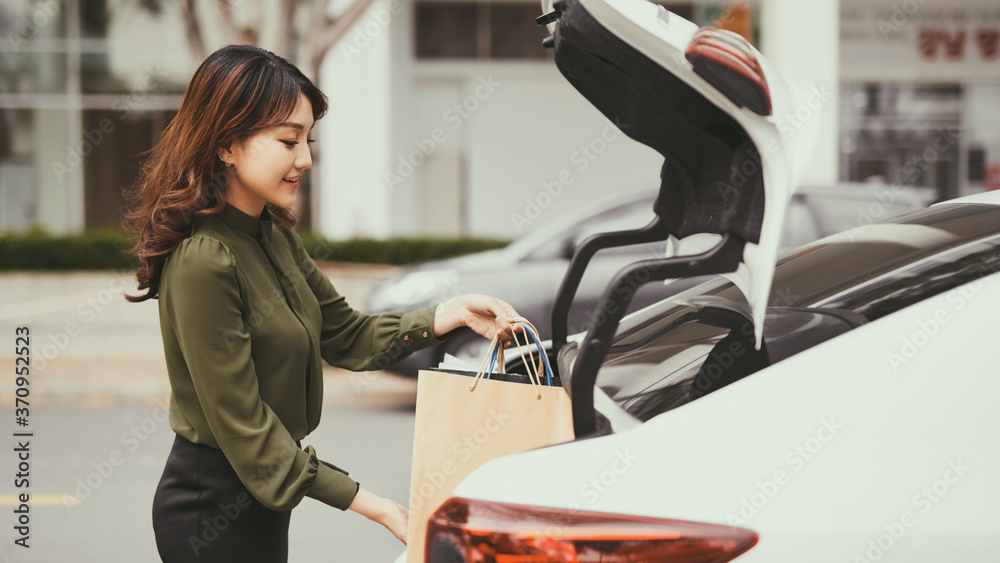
[283,176,300,185]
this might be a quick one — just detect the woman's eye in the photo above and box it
[281,140,298,147]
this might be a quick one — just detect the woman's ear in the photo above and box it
[217,145,233,165]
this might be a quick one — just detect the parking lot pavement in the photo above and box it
[0,402,416,563]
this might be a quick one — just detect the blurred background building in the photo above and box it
[0,0,997,239]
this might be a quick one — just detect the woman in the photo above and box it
[124,44,522,562]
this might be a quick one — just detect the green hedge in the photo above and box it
[0,226,138,271]
[296,232,511,266]
[0,227,511,271]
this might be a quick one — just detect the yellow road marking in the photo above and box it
[0,494,79,506]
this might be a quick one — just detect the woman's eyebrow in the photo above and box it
[277,121,309,130]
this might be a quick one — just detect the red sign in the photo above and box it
[919,27,1000,61]
[985,164,1000,192]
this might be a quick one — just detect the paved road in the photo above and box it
[0,267,421,562]
[0,403,415,563]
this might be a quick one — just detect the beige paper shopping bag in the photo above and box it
[405,330,574,562]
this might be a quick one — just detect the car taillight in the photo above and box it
[685,27,772,116]
[426,497,758,563]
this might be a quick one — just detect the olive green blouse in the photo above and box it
[157,203,446,512]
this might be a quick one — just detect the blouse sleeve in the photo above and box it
[288,230,449,372]
[162,235,359,511]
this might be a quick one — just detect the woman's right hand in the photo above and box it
[348,487,409,545]
[384,499,409,544]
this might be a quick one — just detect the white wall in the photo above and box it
[463,71,662,239]
[761,0,841,186]
[320,0,666,240]
[317,0,397,240]
[394,66,665,240]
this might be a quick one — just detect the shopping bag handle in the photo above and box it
[473,317,551,398]
[469,319,551,399]
[471,334,522,392]
[484,335,504,379]
[511,318,554,387]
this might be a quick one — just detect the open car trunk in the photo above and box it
[539,0,823,436]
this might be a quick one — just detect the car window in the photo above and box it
[566,203,1000,424]
[591,305,859,422]
[780,186,936,249]
[569,202,659,256]
[616,204,1000,331]
[519,196,657,262]
[817,235,1000,320]
[596,318,728,421]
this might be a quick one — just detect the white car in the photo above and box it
[398,0,998,560]
[417,190,1000,562]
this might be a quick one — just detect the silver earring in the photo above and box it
[220,155,233,167]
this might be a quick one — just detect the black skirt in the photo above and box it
[152,433,294,562]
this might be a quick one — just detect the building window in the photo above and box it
[840,83,962,200]
[489,3,552,59]
[0,0,186,233]
[414,1,551,60]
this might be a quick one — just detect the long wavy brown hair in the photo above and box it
[123,44,328,302]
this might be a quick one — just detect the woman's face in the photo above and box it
[221,93,314,218]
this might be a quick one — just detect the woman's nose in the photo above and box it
[296,145,312,170]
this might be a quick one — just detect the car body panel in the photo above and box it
[449,271,1000,561]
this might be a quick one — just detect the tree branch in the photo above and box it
[248,0,264,45]
[176,0,207,61]
[275,0,297,60]
[306,0,378,82]
[303,0,329,80]
[215,0,258,45]
[321,0,378,53]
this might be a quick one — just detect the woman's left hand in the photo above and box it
[434,294,523,346]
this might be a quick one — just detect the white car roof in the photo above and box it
[933,190,1000,207]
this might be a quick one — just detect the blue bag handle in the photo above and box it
[469,317,553,399]
[513,320,554,387]
[471,334,503,388]
[485,340,501,377]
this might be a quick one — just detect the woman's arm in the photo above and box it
[288,230,449,370]
[288,230,522,367]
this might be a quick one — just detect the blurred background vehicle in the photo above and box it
[367,182,936,375]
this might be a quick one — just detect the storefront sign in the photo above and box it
[841,1,1000,81]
